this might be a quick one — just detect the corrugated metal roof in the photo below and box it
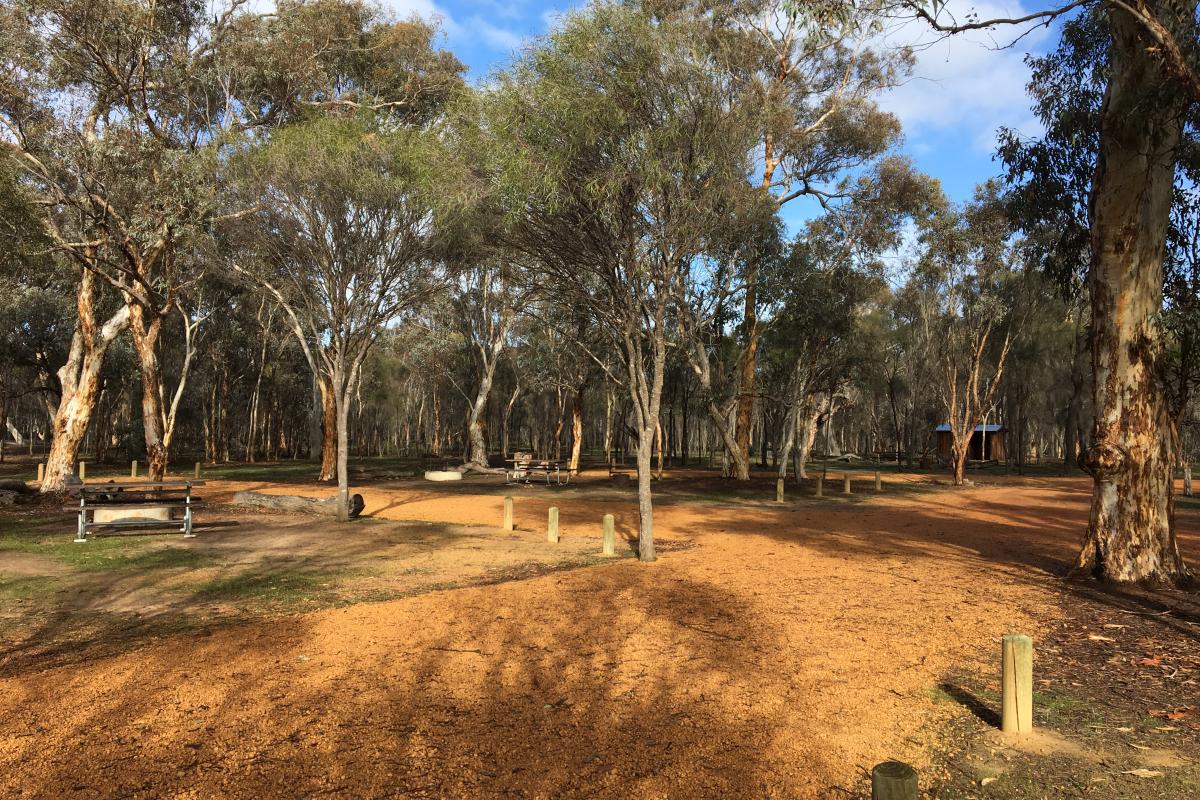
[934,424,1004,432]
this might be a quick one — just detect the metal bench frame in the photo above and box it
[73,480,205,543]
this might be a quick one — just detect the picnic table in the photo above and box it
[505,456,571,486]
[70,479,205,542]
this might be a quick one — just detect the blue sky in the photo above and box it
[388,0,1057,232]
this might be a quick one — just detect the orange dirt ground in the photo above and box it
[1,472,1196,798]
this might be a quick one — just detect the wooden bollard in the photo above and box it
[194,462,201,479]
[503,496,514,531]
[776,478,784,503]
[875,470,882,491]
[842,474,851,495]
[602,514,615,556]
[1001,633,1034,735]
[548,506,559,543]
[815,476,823,497]
[79,461,87,481]
[131,460,138,478]
[1185,464,1194,497]
[37,463,44,483]
[871,761,917,800]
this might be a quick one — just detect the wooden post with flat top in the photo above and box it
[194,462,201,479]
[875,470,882,491]
[548,506,559,543]
[503,496,514,531]
[842,473,851,495]
[776,478,784,502]
[871,761,917,800]
[815,475,823,497]
[131,460,138,478]
[78,461,86,481]
[1002,633,1034,734]
[37,463,44,483]
[602,514,615,556]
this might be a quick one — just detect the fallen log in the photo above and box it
[0,479,35,494]
[232,490,365,518]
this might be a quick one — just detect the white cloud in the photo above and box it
[877,1,1053,154]
[381,0,533,60]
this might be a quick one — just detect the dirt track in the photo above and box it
[0,475,1195,798]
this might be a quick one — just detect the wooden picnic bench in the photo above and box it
[70,480,205,543]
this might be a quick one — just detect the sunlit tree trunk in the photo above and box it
[318,375,337,481]
[41,269,130,492]
[334,377,352,522]
[796,399,826,480]
[568,384,584,472]
[1076,4,1193,584]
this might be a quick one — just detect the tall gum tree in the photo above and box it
[486,4,765,560]
[649,0,910,478]
[231,114,451,521]
[911,0,1197,583]
[1,0,461,484]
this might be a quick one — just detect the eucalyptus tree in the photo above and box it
[994,7,1197,583]
[231,113,452,521]
[0,0,462,486]
[452,260,519,470]
[767,158,941,478]
[485,3,765,561]
[647,0,911,478]
[920,186,1017,486]
[909,0,1199,583]
[0,0,258,484]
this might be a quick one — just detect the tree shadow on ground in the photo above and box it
[0,567,854,799]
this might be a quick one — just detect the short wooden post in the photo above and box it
[548,506,559,543]
[775,478,784,503]
[194,462,201,479]
[842,473,851,495]
[78,461,87,481]
[815,476,823,497]
[37,462,44,483]
[1001,633,1034,735]
[503,496,514,531]
[875,470,882,491]
[871,761,917,800]
[602,513,615,556]
[131,460,138,478]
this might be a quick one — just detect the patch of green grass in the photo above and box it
[0,574,58,601]
[0,531,214,572]
[195,567,346,607]
[1033,687,1104,728]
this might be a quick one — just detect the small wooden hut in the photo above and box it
[934,424,1006,462]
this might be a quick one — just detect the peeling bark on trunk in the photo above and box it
[318,374,337,482]
[796,400,825,480]
[568,385,584,472]
[127,302,169,480]
[308,373,323,462]
[733,322,757,480]
[466,369,495,467]
[1076,5,1192,585]
[41,270,130,493]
